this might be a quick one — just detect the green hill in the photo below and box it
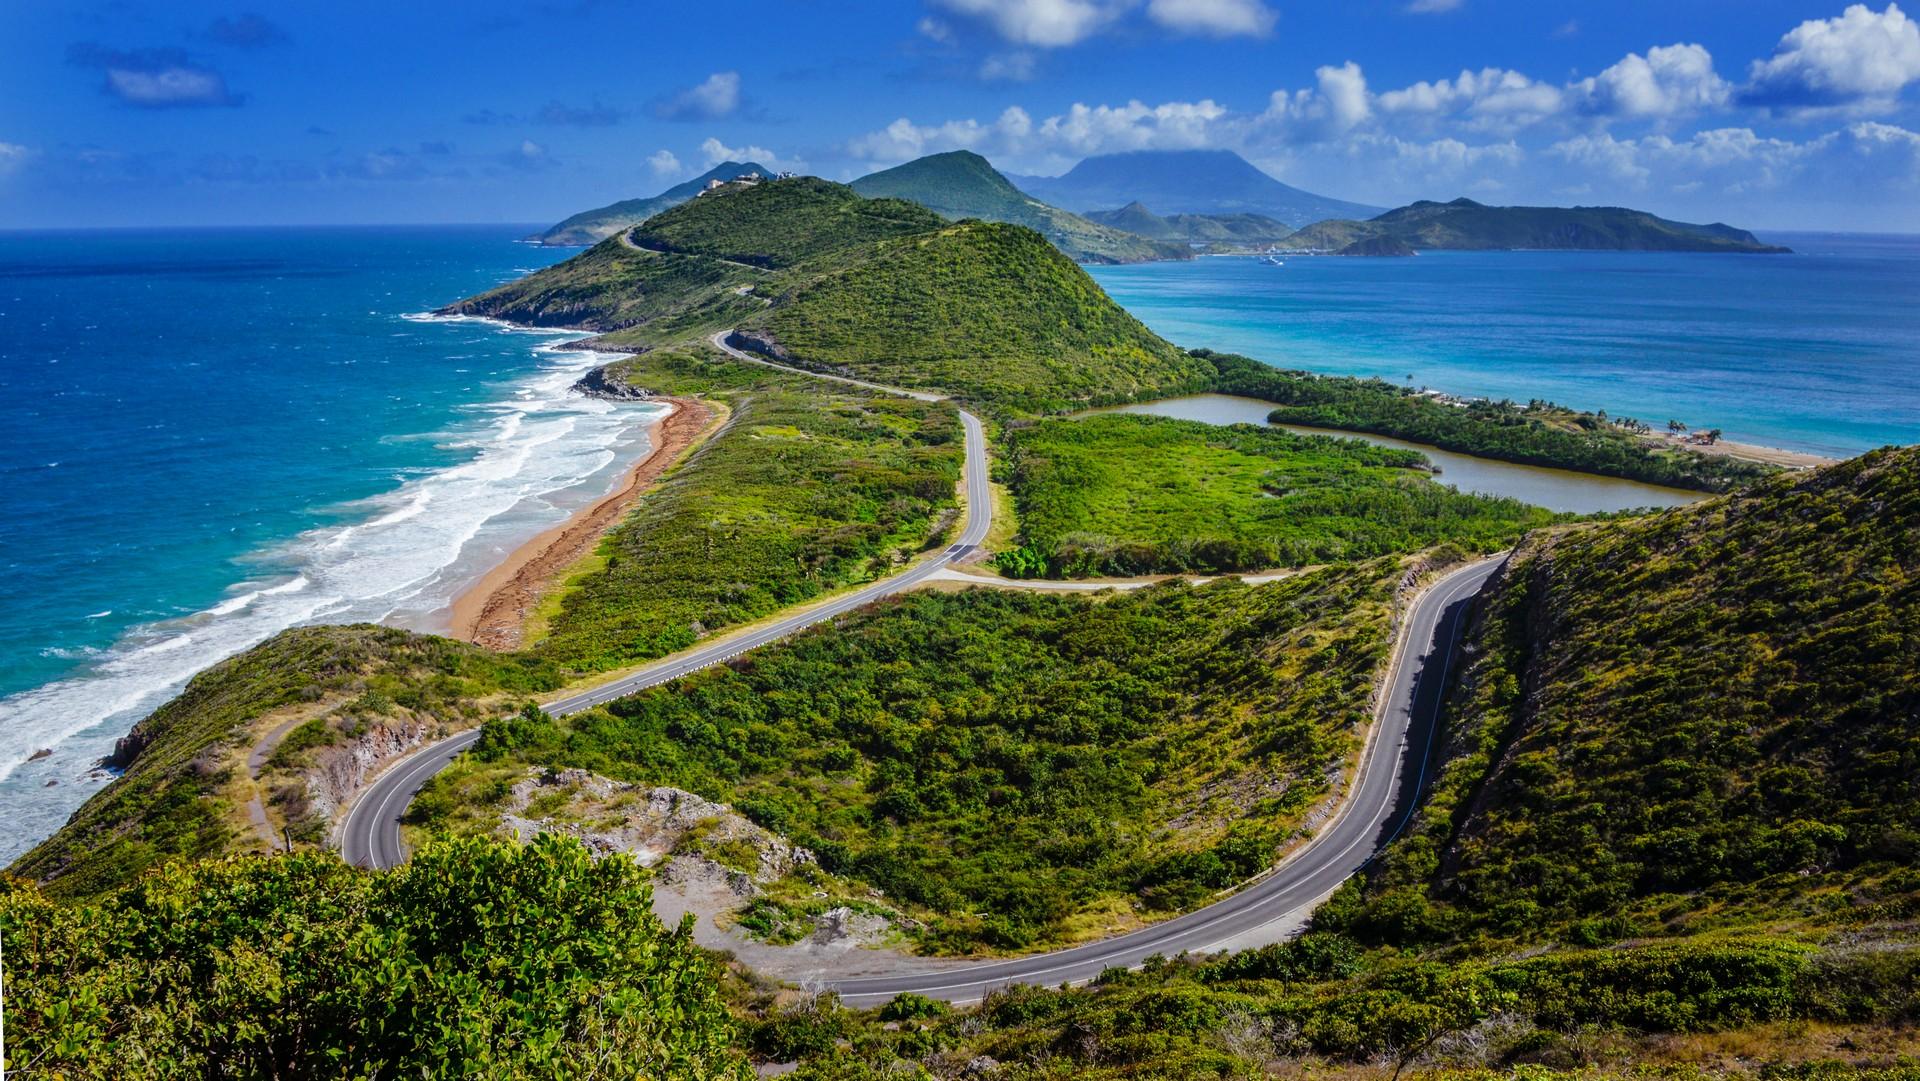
[1010,148,1381,225]
[755,220,1213,411]
[525,160,769,246]
[1283,197,1789,253]
[1349,445,1920,946]
[450,176,1210,411]
[850,151,1189,264]
[1083,200,1294,250]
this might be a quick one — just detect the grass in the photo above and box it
[996,412,1564,577]
[529,350,964,673]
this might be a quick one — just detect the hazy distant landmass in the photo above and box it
[1009,149,1383,227]
[525,160,770,247]
[1284,197,1790,254]
[1082,201,1295,250]
[849,150,1189,264]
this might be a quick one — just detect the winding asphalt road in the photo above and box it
[339,339,989,871]
[339,330,1501,1004]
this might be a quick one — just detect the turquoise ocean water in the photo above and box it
[0,227,674,859]
[1087,233,1920,458]
[0,227,1915,862]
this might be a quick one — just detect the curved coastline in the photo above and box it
[448,394,716,650]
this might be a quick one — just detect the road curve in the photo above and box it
[339,341,990,870]
[338,328,1501,1007]
[827,555,1498,1005]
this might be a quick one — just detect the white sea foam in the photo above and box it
[0,325,668,860]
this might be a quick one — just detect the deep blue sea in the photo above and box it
[0,226,676,859]
[1087,233,1920,458]
[0,227,1916,862]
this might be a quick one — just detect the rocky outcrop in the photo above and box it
[571,363,655,401]
[500,768,814,883]
[726,329,796,364]
[305,717,440,826]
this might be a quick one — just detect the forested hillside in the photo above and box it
[1344,444,1920,946]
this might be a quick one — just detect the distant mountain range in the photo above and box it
[1082,201,1294,249]
[1008,149,1382,227]
[525,161,769,246]
[1281,197,1791,254]
[849,151,1189,264]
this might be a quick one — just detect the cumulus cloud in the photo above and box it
[205,13,288,48]
[1262,61,1372,140]
[931,0,1129,47]
[1743,2,1920,112]
[66,44,244,108]
[648,149,684,177]
[651,71,741,121]
[700,136,802,173]
[1576,43,1730,117]
[1376,67,1564,129]
[1145,0,1276,37]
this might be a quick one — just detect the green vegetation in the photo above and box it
[451,176,1211,414]
[748,933,1917,1079]
[1,834,747,1078]
[428,564,1408,952]
[527,159,768,246]
[1341,445,1920,948]
[1282,196,1790,253]
[849,150,1190,264]
[996,413,1560,578]
[1203,349,1778,492]
[10,625,558,899]
[532,349,963,672]
[629,176,942,269]
[764,221,1213,412]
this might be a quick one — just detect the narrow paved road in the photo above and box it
[339,328,1501,1006]
[339,338,988,870]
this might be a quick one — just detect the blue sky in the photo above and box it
[3,0,1918,230]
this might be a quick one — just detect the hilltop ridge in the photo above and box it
[1286,196,1789,253]
[850,150,1189,264]
[1011,148,1382,225]
[525,160,771,246]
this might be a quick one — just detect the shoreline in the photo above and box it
[449,394,715,651]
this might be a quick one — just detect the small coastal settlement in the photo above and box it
[5,174,1915,1080]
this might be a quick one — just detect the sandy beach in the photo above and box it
[1651,432,1839,469]
[450,396,716,651]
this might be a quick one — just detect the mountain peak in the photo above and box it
[1009,149,1381,227]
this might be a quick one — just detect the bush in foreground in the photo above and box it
[1,833,747,1079]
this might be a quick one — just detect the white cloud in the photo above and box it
[1744,2,1920,112]
[1145,0,1276,37]
[1262,62,1372,140]
[1377,67,1565,128]
[647,149,683,177]
[847,107,1035,165]
[931,0,1130,46]
[1577,43,1730,117]
[980,50,1039,81]
[1548,122,1920,203]
[700,136,802,173]
[0,142,33,176]
[917,15,954,42]
[652,71,741,121]
[1405,0,1463,12]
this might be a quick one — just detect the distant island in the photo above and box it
[1009,148,1382,225]
[1083,200,1294,252]
[1282,196,1790,254]
[848,150,1189,264]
